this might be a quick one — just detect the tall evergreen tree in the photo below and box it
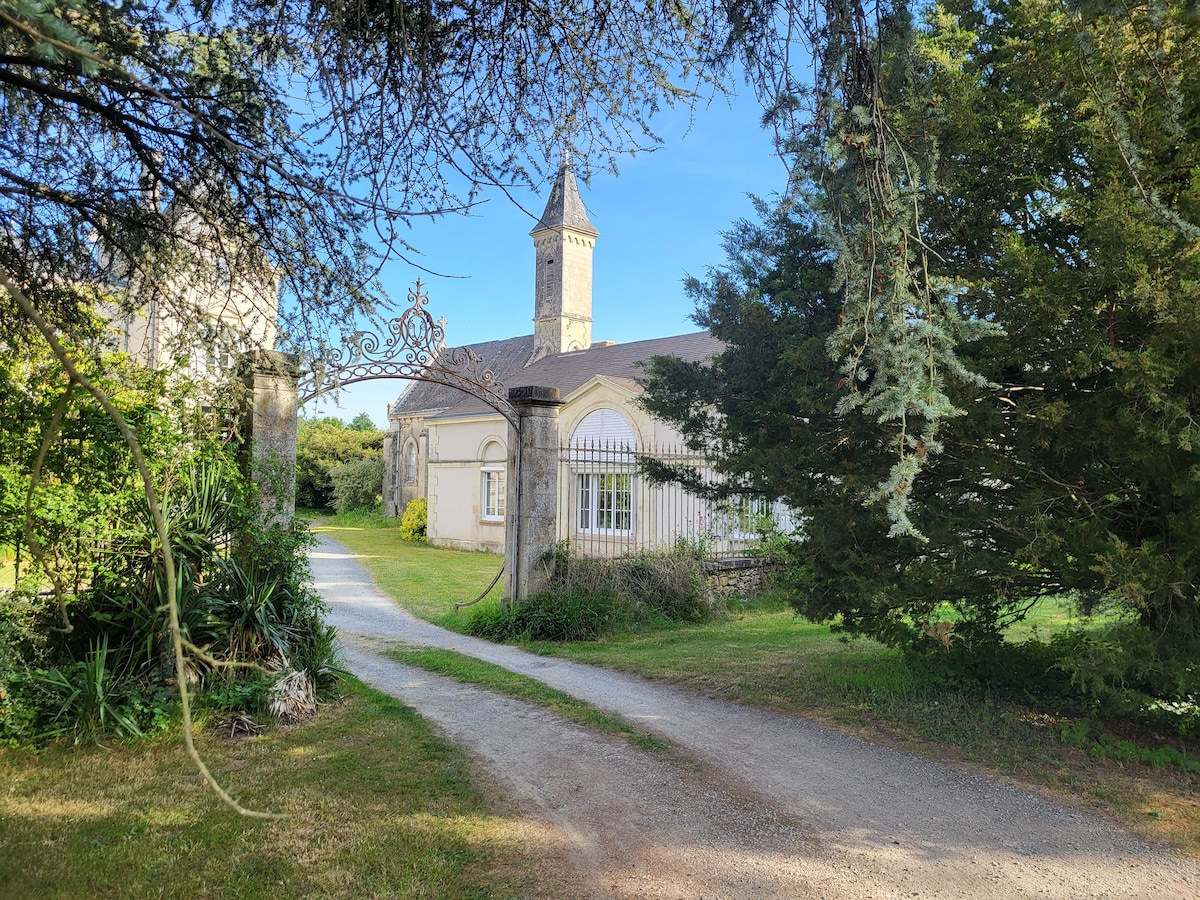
[641,203,1064,653]
[919,0,1200,685]
[646,0,1200,703]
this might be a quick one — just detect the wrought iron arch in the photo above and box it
[296,280,519,428]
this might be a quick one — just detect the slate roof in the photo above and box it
[531,163,598,237]
[426,330,721,419]
[389,167,716,422]
[388,334,536,418]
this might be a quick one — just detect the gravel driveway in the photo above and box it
[312,534,1198,898]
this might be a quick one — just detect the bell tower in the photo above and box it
[530,161,598,361]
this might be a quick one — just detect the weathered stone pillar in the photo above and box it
[504,386,563,603]
[238,350,299,527]
[382,417,399,519]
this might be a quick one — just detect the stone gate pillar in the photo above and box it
[239,349,299,527]
[504,386,563,603]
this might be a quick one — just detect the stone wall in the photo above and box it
[704,557,776,600]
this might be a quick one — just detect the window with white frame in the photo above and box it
[480,439,506,522]
[193,326,237,381]
[571,409,637,535]
[577,472,633,533]
[482,468,505,520]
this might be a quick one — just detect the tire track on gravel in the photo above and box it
[312,534,1198,898]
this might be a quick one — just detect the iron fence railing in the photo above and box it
[558,439,796,560]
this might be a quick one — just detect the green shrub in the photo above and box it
[1044,625,1200,734]
[197,672,274,717]
[32,637,143,744]
[0,592,55,746]
[220,522,338,686]
[288,616,343,693]
[295,417,384,510]
[208,555,290,661]
[2,357,344,747]
[616,550,714,623]
[467,546,719,643]
[399,497,428,541]
[8,483,339,747]
[550,547,717,625]
[467,590,623,642]
[330,457,383,514]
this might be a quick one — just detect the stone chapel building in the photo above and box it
[382,164,765,555]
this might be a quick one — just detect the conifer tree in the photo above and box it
[647,0,1200,702]
[0,0,730,350]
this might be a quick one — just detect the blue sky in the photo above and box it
[303,90,786,428]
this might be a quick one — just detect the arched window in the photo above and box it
[480,440,506,521]
[570,409,635,534]
[571,408,635,449]
[403,441,418,484]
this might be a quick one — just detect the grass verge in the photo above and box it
[385,645,686,762]
[313,514,503,630]
[532,597,1200,856]
[0,678,559,899]
[320,522,1199,856]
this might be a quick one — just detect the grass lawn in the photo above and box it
[0,678,560,899]
[314,512,503,630]
[318,514,1200,857]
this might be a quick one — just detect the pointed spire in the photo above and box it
[530,159,598,237]
[529,152,597,361]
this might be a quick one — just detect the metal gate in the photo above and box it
[295,280,518,428]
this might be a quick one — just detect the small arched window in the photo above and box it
[403,441,418,484]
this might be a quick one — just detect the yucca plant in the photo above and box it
[159,457,241,569]
[267,666,317,724]
[288,615,343,694]
[209,556,292,663]
[34,636,142,744]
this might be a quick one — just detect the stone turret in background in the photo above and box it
[530,160,598,361]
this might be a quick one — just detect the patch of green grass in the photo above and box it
[535,612,1199,854]
[311,524,1199,856]
[916,594,1115,645]
[314,515,504,629]
[0,678,557,898]
[387,646,684,762]
[1,544,28,591]
[1004,595,1079,641]
[315,508,387,529]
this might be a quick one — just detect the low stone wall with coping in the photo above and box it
[704,557,776,599]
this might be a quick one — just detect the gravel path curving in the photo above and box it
[312,534,1198,898]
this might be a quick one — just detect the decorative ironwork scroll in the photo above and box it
[297,280,517,426]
